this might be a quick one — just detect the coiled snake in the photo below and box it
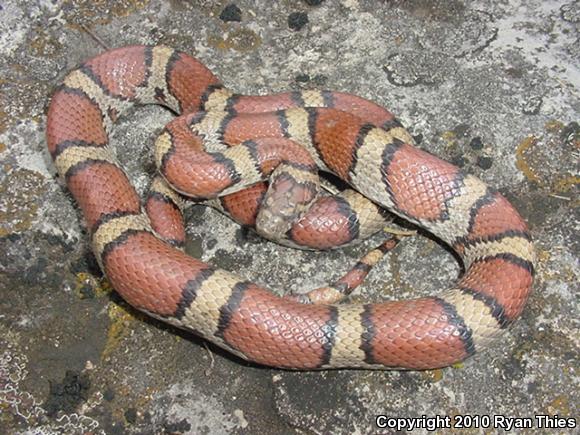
[46,45,535,369]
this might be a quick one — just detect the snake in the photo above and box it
[45,45,535,370]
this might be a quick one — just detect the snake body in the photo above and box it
[46,45,535,369]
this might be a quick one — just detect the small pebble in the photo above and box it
[125,408,137,424]
[288,12,309,31]
[477,155,493,169]
[451,156,467,167]
[219,4,242,22]
[469,136,484,150]
[296,73,310,83]
[103,388,115,401]
[312,74,327,86]
[303,0,324,5]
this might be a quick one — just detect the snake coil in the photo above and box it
[46,45,535,369]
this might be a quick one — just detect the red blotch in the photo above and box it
[290,197,354,249]
[222,286,333,369]
[167,52,221,113]
[145,196,186,244]
[233,93,296,113]
[467,193,529,241]
[67,162,140,229]
[368,298,469,369]
[459,258,533,320]
[385,144,460,221]
[222,112,284,145]
[331,92,396,126]
[46,90,107,153]
[85,45,148,99]
[104,232,210,316]
[220,185,266,226]
[314,109,364,180]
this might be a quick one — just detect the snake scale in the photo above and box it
[46,45,535,369]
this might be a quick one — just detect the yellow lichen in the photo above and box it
[553,176,579,193]
[536,248,550,264]
[546,394,571,416]
[207,28,262,53]
[512,338,535,361]
[544,119,565,133]
[62,0,149,29]
[515,122,579,198]
[74,273,113,299]
[386,248,416,297]
[534,248,551,278]
[110,0,150,17]
[422,368,444,382]
[28,27,62,56]
[0,110,9,134]
[515,136,542,185]
[74,272,96,298]
[101,304,136,361]
[134,387,154,409]
[440,130,458,151]
[109,386,154,423]
[542,262,576,282]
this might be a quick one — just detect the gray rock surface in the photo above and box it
[0,0,578,433]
